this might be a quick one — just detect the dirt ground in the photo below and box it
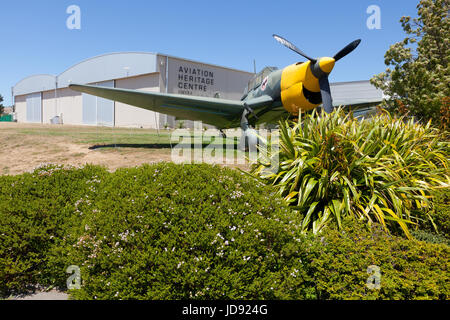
[0,123,249,175]
[0,123,172,175]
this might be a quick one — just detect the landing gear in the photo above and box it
[239,105,259,152]
[219,129,227,139]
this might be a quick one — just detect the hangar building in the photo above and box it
[12,53,384,128]
[13,52,255,129]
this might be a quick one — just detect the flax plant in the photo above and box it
[251,108,450,238]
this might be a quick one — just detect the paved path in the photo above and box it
[9,290,69,300]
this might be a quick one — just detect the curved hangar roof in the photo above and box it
[13,74,57,96]
[13,52,158,96]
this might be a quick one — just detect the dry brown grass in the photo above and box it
[0,123,249,175]
[0,123,173,175]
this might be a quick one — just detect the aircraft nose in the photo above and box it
[319,57,335,74]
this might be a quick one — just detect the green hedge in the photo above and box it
[53,163,296,300]
[0,163,448,299]
[0,164,109,295]
[428,188,450,237]
[279,218,449,299]
[410,188,450,245]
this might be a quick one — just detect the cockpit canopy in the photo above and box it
[244,66,278,95]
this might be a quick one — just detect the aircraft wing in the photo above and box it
[332,98,382,108]
[327,98,382,119]
[70,84,274,129]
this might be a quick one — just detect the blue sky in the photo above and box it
[0,0,419,105]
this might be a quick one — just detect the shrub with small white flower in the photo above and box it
[61,163,297,300]
[0,164,109,296]
[0,163,448,300]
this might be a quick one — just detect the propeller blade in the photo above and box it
[273,34,316,62]
[333,39,361,62]
[319,77,334,113]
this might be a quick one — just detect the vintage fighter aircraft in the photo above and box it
[69,35,364,148]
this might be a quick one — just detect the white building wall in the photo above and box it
[14,95,27,123]
[58,88,83,125]
[82,80,115,126]
[114,74,161,128]
[42,90,57,124]
[331,81,383,106]
[26,93,42,123]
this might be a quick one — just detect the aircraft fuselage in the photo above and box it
[242,58,335,125]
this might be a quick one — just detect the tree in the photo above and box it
[0,94,4,115]
[371,0,449,129]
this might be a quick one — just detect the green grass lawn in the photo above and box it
[14,126,172,145]
[5,125,244,151]
[10,126,241,146]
